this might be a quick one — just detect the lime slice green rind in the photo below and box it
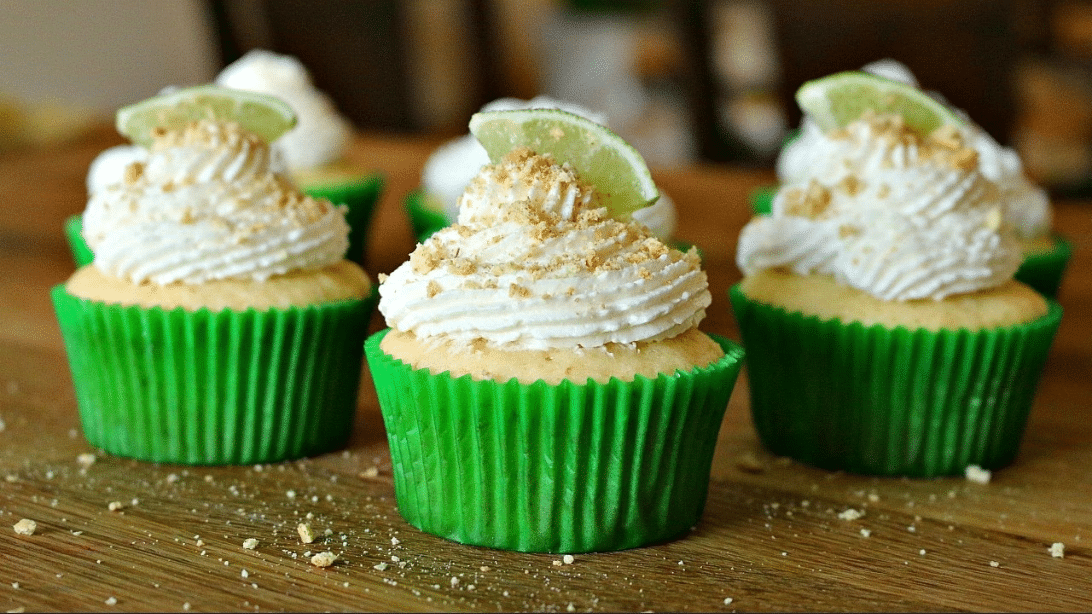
[795,71,963,137]
[468,108,659,218]
[116,84,297,147]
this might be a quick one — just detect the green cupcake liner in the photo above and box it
[365,329,745,553]
[65,215,94,268]
[404,189,451,244]
[749,184,777,216]
[52,285,375,465]
[1014,234,1071,298]
[729,284,1062,477]
[302,173,385,267]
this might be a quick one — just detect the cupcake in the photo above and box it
[408,95,681,249]
[368,110,744,553]
[763,60,1070,297]
[53,86,375,465]
[731,74,1062,477]
[68,50,384,269]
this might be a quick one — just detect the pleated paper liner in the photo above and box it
[403,189,450,244]
[749,185,777,216]
[729,284,1062,477]
[52,285,375,465]
[300,173,384,268]
[64,215,94,268]
[364,329,745,553]
[1014,234,1071,298]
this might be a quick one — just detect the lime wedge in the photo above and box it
[468,108,659,217]
[795,71,962,136]
[116,84,297,147]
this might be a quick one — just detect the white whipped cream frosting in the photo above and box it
[968,128,1052,239]
[86,144,148,195]
[781,122,1051,242]
[420,95,678,241]
[778,61,1050,241]
[382,148,710,350]
[739,115,1023,301]
[83,120,350,285]
[216,49,352,171]
[777,59,918,183]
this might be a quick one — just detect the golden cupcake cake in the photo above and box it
[53,86,375,465]
[731,72,1062,477]
[367,109,744,553]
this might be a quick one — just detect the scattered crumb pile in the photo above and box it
[12,519,36,536]
[964,465,992,484]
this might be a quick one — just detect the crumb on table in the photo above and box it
[297,523,317,544]
[12,519,36,536]
[964,465,992,484]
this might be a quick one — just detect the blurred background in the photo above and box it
[2,0,1091,195]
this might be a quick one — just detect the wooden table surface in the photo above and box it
[1,127,1090,613]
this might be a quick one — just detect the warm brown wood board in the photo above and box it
[0,129,1089,612]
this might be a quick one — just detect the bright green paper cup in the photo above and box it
[365,329,745,553]
[730,284,1062,477]
[64,215,94,268]
[1014,234,1071,299]
[52,286,375,465]
[749,185,777,216]
[301,173,384,268]
[404,189,450,244]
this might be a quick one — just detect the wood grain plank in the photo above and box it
[0,130,1089,612]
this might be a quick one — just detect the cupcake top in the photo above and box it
[421,96,677,241]
[381,147,710,350]
[82,119,350,286]
[738,112,1023,302]
[777,61,1051,242]
[215,49,352,171]
[776,59,919,183]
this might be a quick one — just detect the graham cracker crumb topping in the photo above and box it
[784,181,832,219]
[859,112,980,171]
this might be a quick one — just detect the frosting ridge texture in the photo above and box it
[740,115,1022,301]
[216,49,352,171]
[83,120,350,285]
[382,148,710,350]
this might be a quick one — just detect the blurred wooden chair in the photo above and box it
[765,0,1022,144]
[206,0,504,132]
[672,0,1036,164]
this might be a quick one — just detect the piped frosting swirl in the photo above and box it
[380,147,710,350]
[82,120,349,285]
[215,49,352,171]
[739,113,1022,301]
